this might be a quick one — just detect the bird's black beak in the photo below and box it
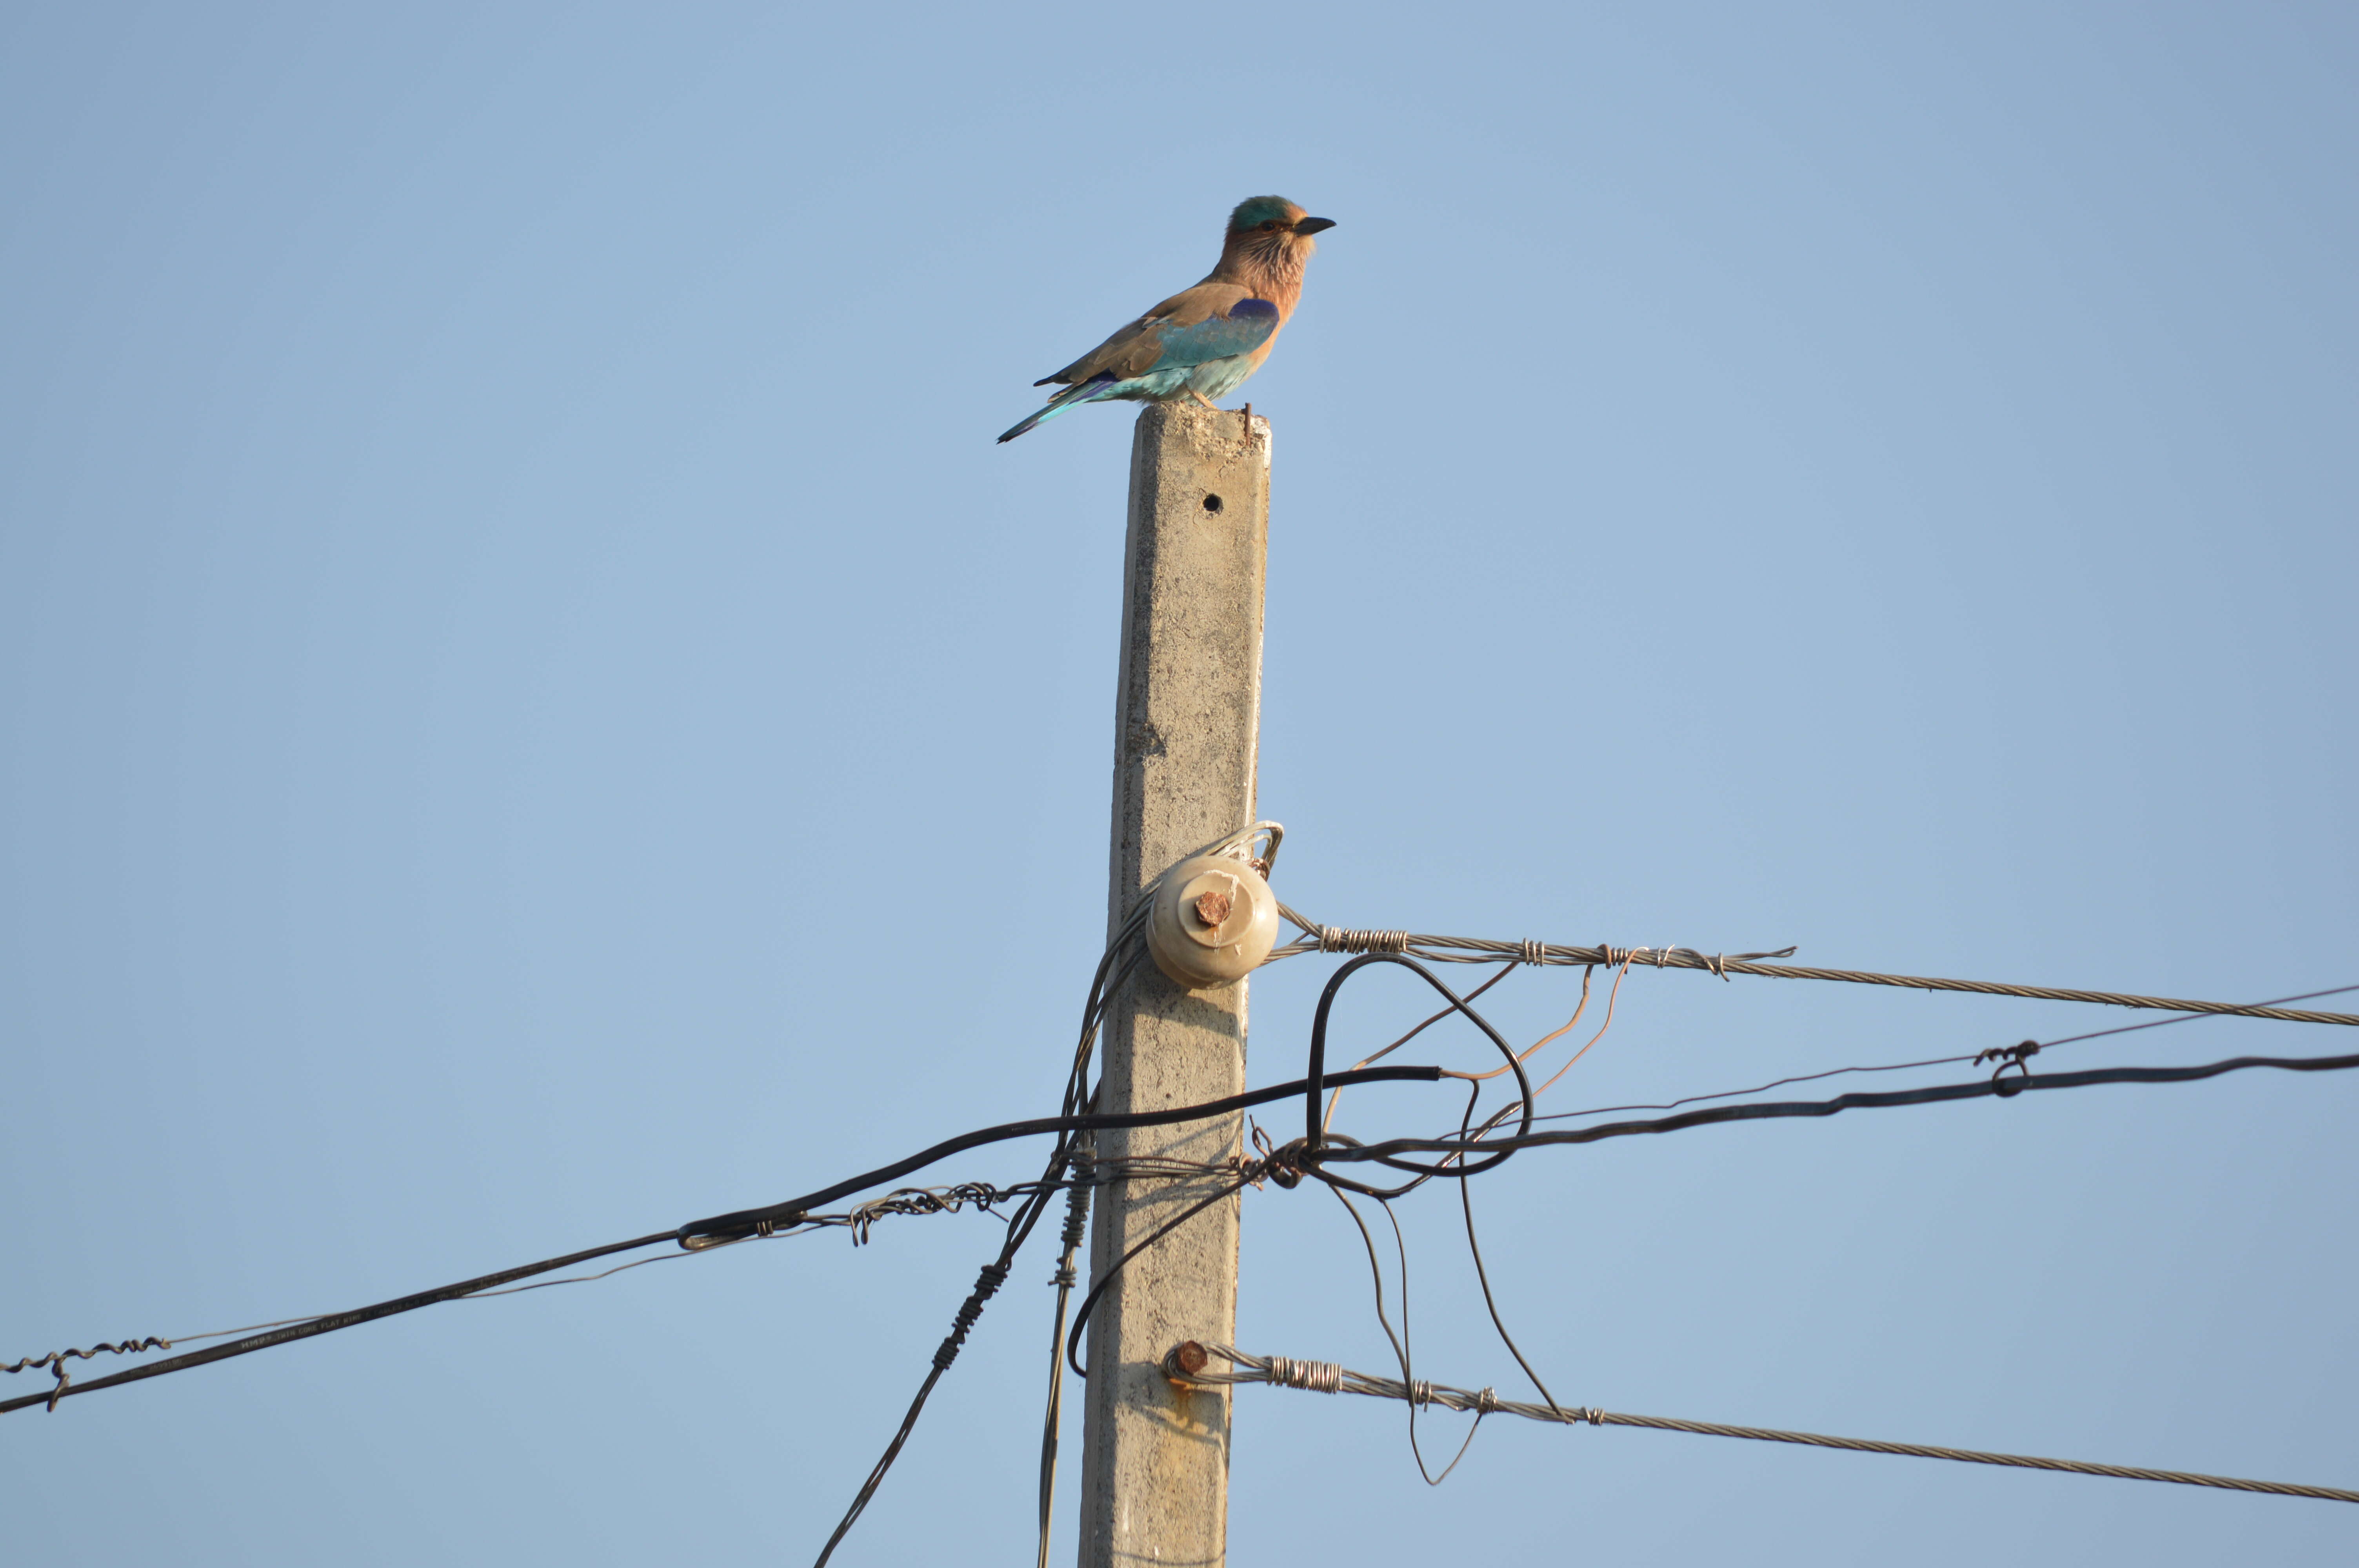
[1293,216,1337,235]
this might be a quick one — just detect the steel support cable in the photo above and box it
[1312,1050,2359,1175]
[1170,1345,2359,1505]
[1268,908,2359,1027]
[2,1064,1446,1420]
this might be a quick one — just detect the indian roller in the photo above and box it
[997,196,1336,443]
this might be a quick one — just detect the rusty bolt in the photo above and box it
[1193,890,1234,929]
[1165,1340,1210,1381]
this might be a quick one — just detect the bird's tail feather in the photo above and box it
[997,374,1118,443]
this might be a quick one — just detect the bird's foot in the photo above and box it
[1186,389,1222,414]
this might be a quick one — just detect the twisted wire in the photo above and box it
[1035,1151,1094,1568]
[1270,907,2359,1027]
[4,1339,171,1376]
[838,1182,1023,1243]
[677,1063,1441,1246]
[1173,1345,2359,1504]
[0,1227,681,1419]
[3,1170,1133,1421]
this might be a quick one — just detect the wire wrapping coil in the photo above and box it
[932,1263,1010,1372]
[1260,1355,1344,1393]
[4,1338,171,1376]
[1317,927,1411,955]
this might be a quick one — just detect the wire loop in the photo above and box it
[1977,1039,2041,1095]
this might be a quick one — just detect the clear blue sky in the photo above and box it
[5,4,2354,1563]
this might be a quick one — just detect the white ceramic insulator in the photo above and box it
[1144,854,1281,989]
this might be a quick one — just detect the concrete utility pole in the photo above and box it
[1078,401,1270,1568]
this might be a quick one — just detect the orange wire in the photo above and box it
[1427,961,1639,1176]
[1451,956,1635,1105]
[1526,956,1635,1100]
[1453,964,1597,1082]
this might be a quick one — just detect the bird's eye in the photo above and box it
[1259,220,1280,230]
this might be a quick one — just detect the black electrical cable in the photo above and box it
[1321,959,1522,1130]
[1527,1051,1994,1123]
[31,1045,2348,1423]
[4,1063,1446,1421]
[1057,958,1541,1381]
[682,1063,1445,1245]
[822,923,1185,1566]
[1525,979,2359,1127]
[1329,1181,1485,1486]
[821,929,1142,1568]
[0,1230,679,1417]
[812,1180,1065,1568]
[1033,1163,1093,1568]
[1063,1173,1258,1379]
[1314,1050,2359,1170]
[1299,954,1533,1191]
[817,909,1449,1566]
[1454,1089,1562,1419]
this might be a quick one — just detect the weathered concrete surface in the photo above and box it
[1079,400,1270,1568]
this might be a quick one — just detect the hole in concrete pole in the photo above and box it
[1202,494,1224,513]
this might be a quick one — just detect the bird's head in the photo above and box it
[1223,196,1336,270]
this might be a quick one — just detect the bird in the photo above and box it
[997,196,1336,443]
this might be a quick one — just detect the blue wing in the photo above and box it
[1146,298,1279,372]
[1001,298,1279,443]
